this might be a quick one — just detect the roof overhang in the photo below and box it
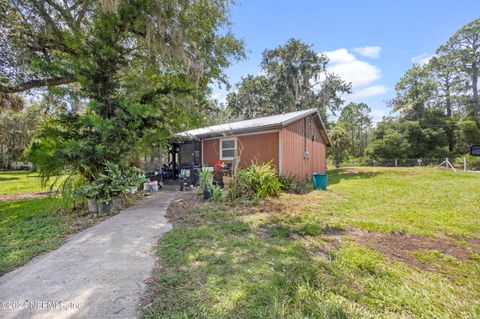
[281,109,331,146]
[174,109,331,146]
[175,123,283,140]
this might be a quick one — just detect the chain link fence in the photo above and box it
[333,157,480,172]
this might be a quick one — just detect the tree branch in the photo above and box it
[43,0,76,30]
[75,0,91,28]
[31,0,63,36]
[0,77,75,93]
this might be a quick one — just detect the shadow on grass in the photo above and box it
[327,168,380,186]
[0,170,31,174]
[145,229,347,319]
[0,177,19,181]
[142,198,348,319]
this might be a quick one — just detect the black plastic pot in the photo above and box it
[203,188,212,200]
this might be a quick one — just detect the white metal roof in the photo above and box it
[177,109,320,138]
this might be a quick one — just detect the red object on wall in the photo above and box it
[214,160,222,171]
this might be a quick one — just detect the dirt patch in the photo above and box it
[463,238,480,254]
[312,237,342,262]
[320,229,475,272]
[251,191,341,216]
[0,190,58,201]
[166,190,205,227]
[355,232,471,261]
[339,168,361,174]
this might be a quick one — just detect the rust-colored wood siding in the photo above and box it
[202,132,279,168]
[281,116,326,180]
[238,133,279,168]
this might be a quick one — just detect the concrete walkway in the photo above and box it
[0,190,176,319]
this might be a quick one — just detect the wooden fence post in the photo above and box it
[464,157,467,172]
[395,159,398,167]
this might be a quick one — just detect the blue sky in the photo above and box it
[213,0,480,121]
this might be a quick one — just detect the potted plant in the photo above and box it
[77,183,100,214]
[126,167,147,194]
[94,174,122,215]
[97,197,113,216]
[101,162,130,212]
[130,185,138,194]
[198,168,214,200]
[79,162,146,216]
[77,176,115,215]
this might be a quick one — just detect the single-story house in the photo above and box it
[172,108,330,182]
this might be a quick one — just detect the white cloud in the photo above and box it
[324,48,356,64]
[353,46,382,58]
[322,48,388,102]
[412,53,435,65]
[324,48,381,89]
[350,85,388,100]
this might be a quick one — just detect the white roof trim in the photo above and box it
[176,108,330,146]
[177,109,314,135]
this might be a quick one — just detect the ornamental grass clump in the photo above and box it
[236,161,281,200]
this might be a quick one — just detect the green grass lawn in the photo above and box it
[0,197,102,275]
[143,167,480,319]
[0,170,51,194]
[0,170,105,275]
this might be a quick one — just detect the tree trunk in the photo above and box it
[472,61,479,117]
[446,103,452,117]
[446,127,454,152]
[445,79,452,118]
[351,131,355,157]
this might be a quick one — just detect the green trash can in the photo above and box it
[313,173,327,190]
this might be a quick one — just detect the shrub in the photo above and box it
[279,173,295,191]
[211,184,223,202]
[290,180,313,194]
[77,182,101,199]
[99,162,130,195]
[236,161,281,200]
[278,174,312,195]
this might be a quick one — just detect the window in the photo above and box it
[220,138,236,160]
